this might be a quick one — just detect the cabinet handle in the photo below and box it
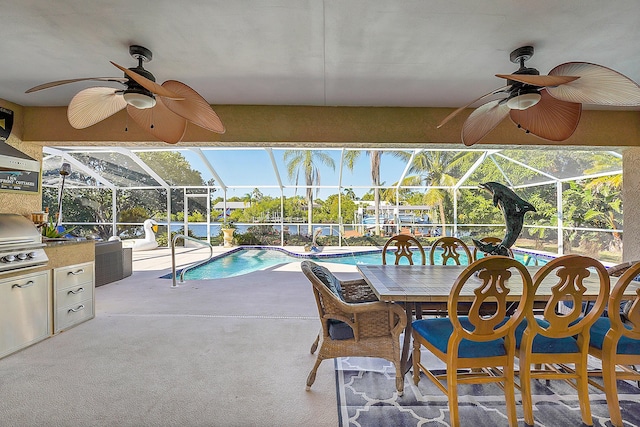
[68,269,85,276]
[68,304,85,313]
[67,287,85,295]
[12,280,34,289]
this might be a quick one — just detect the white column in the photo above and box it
[556,181,563,255]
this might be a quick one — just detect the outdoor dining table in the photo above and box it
[356,264,639,375]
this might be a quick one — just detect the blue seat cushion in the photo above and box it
[514,318,580,354]
[589,317,640,355]
[328,319,354,340]
[310,263,344,300]
[412,317,507,358]
[563,300,628,320]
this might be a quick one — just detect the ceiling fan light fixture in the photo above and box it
[123,91,156,109]
[506,92,541,110]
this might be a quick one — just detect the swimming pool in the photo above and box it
[173,247,549,280]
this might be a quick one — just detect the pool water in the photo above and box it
[177,247,547,280]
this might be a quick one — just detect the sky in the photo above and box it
[181,148,413,200]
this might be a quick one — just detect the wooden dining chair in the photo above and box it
[382,234,426,265]
[412,256,533,427]
[301,261,407,395]
[587,261,640,427]
[472,236,514,261]
[429,236,472,265]
[516,254,610,426]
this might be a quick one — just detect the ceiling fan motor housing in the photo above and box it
[123,61,157,109]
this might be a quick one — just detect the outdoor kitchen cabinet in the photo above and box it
[53,261,95,334]
[0,271,51,359]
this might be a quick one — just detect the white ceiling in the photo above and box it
[3,0,640,110]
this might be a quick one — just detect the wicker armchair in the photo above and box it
[301,261,407,395]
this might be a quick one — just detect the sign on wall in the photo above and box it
[0,170,39,193]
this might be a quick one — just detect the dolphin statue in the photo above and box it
[472,182,536,256]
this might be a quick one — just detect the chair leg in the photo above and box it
[520,358,535,426]
[395,363,404,396]
[306,356,324,391]
[412,336,421,385]
[575,359,593,426]
[602,355,622,427]
[447,362,460,427]
[310,333,320,354]
[503,363,518,426]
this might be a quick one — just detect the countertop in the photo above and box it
[43,238,95,247]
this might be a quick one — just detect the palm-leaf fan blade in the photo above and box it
[437,85,510,128]
[26,77,128,93]
[546,62,640,106]
[126,97,187,144]
[67,87,128,129]
[110,62,183,100]
[495,74,579,86]
[461,100,510,146]
[160,80,225,133]
[509,89,581,141]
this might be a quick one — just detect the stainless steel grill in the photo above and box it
[0,214,48,274]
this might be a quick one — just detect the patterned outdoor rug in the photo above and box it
[335,355,640,427]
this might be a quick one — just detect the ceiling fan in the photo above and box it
[438,46,640,146]
[26,45,225,144]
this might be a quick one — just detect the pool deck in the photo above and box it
[1,244,380,427]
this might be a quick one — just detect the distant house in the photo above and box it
[212,201,249,219]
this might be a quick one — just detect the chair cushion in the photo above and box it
[589,317,640,355]
[309,263,354,340]
[412,317,507,358]
[328,319,354,340]
[514,318,580,354]
[562,300,628,320]
[310,263,344,300]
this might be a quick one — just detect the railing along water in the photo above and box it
[171,234,214,287]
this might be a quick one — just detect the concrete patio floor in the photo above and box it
[0,245,370,427]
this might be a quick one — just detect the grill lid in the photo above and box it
[0,213,43,249]
[0,214,48,274]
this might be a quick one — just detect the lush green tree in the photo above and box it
[137,151,205,186]
[314,193,357,225]
[45,151,208,240]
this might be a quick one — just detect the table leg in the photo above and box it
[400,302,414,376]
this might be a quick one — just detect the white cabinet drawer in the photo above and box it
[54,263,93,290]
[56,299,94,332]
[56,284,92,308]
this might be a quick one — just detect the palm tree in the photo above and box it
[583,154,623,246]
[251,187,264,203]
[345,150,398,236]
[283,150,335,234]
[243,192,253,207]
[396,151,473,236]
[343,187,357,200]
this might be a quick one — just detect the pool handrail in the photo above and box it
[171,234,214,287]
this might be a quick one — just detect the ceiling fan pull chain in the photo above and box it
[150,108,154,129]
[124,112,129,132]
